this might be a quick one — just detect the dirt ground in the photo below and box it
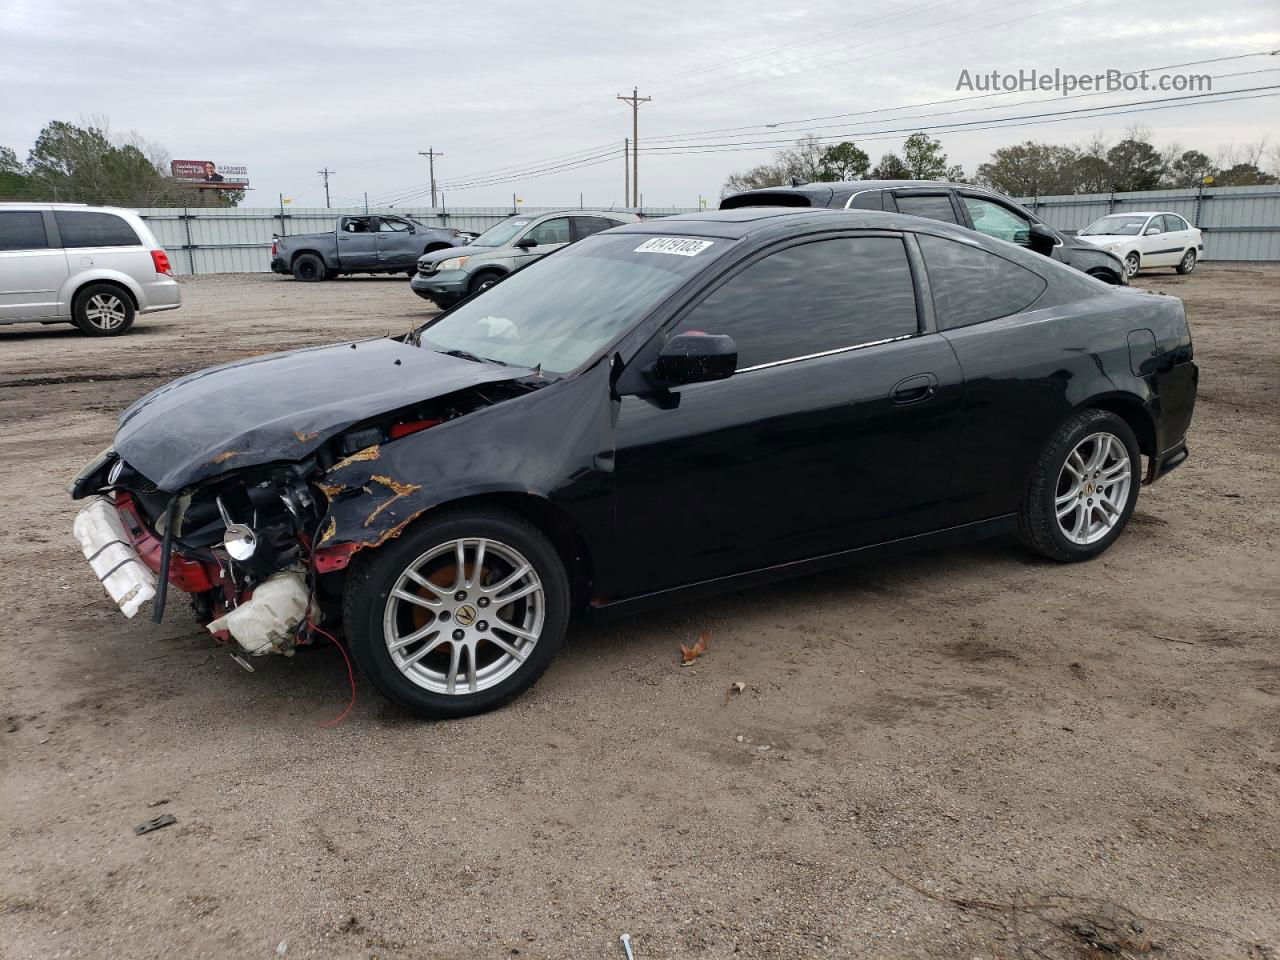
[1,266,1277,960]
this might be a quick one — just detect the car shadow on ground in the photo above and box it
[170,536,1033,726]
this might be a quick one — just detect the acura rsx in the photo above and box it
[70,208,1198,718]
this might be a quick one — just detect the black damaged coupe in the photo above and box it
[71,209,1197,718]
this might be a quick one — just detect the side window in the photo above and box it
[525,217,571,245]
[342,218,372,233]
[961,196,1033,247]
[1143,217,1161,236]
[671,236,919,370]
[377,218,411,233]
[847,191,883,211]
[572,216,618,240]
[893,194,959,224]
[0,211,49,252]
[918,234,1047,331]
[54,211,140,248]
[1166,214,1187,231]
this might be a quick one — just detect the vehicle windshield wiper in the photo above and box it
[438,348,507,366]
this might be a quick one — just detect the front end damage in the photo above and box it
[70,373,545,659]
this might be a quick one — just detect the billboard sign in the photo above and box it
[171,160,249,189]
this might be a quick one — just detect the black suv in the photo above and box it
[721,180,1126,285]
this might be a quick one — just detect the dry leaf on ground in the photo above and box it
[680,632,710,665]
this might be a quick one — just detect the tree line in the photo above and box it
[722,127,1280,197]
[1,119,243,207]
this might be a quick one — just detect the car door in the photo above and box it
[0,209,68,321]
[611,232,965,598]
[336,216,378,269]
[374,216,418,269]
[1163,214,1195,261]
[513,216,572,268]
[54,210,148,308]
[1134,215,1170,266]
[888,189,964,225]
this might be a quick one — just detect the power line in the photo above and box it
[642,86,1280,157]
[644,50,1280,144]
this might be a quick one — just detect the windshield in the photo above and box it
[418,232,727,374]
[468,218,533,248]
[1081,215,1149,237]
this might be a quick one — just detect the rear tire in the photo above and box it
[72,283,135,336]
[1176,249,1197,275]
[1018,409,1140,563]
[343,507,570,719]
[292,253,326,282]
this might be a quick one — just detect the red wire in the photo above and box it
[308,620,357,728]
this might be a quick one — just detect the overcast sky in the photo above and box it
[2,0,1277,209]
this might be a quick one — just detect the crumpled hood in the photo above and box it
[114,338,527,491]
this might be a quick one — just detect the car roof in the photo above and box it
[609,206,1000,241]
[1092,211,1171,217]
[720,179,1015,209]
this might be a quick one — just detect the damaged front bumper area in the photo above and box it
[69,373,543,659]
[72,446,326,657]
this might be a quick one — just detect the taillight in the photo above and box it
[271,239,278,256]
[388,419,441,439]
[151,250,172,275]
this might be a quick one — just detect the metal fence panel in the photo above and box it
[1016,185,1280,261]
[133,206,700,275]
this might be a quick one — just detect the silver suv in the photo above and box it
[0,203,181,336]
[410,210,639,307]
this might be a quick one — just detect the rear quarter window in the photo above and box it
[918,234,1047,330]
[54,211,141,248]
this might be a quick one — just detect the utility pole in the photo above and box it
[363,192,369,214]
[623,138,630,208]
[418,148,443,208]
[616,87,650,207]
[317,168,334,208]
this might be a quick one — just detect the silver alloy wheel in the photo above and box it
[1124,253,1140,279]
[382,537,544,696]
[1055,431,1132,545]
[1180,250,1196,273]
[85,293,127,331]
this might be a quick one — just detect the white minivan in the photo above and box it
[0,203,181,335]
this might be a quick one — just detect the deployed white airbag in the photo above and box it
[207,567,313,656]
[73,498,157,619]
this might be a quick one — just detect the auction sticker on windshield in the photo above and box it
[634,237,714,257]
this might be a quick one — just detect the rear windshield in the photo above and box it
[419,233,728,374]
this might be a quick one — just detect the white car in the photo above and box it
[0,203,181,335]
[1075,211,1203,280]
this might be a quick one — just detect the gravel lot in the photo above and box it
[1,267,1277,960]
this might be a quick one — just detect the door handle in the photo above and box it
[890,373,938,405]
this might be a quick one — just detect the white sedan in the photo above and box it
[1075,211,1204,279]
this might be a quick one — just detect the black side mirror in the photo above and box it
[1028,223,1058,256]
[515,236,538,249]
[651,333,737,386]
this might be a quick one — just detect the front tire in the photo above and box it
[1018,409,1140,562]
[343,508,570,718]
[292,253,326,282]
[73,283,135,336]
[1123,252,1141,279]
[468,271,503,296]
[1176,249,1197,275]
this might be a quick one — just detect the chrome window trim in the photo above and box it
[842,189,881,210]
[736,333,916,374]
